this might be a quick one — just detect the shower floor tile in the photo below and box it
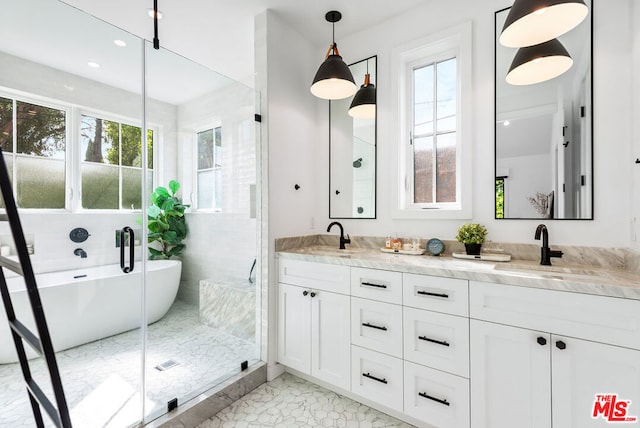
[0,300,258,427]
[196,372,415,428]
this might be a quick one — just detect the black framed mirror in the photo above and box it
[495,2,593,220]
[329,55,377,219]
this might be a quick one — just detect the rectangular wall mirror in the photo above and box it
[495,3,593,220]
[330,55,377,219]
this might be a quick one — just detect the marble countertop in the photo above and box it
[276,246,640,301]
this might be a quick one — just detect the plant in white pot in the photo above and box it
[456,223,488,255]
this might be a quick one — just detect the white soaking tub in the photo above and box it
[0,259,181,364]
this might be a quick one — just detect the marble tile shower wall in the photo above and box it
[178,213,257,305]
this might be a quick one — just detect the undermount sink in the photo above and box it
[493,262,613,281]
[295,246,354,257]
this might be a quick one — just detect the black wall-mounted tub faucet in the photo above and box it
[74,248,87,258]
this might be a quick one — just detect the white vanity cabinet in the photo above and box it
[470,281,640,428]
[277,260,351,390]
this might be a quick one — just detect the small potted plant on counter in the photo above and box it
[456,223,488,255]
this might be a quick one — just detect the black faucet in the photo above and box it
[534,224,563,266]
[74,248,87,258]
[327,221,351,250]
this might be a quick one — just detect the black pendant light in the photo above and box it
[500,0,588,48]
[348,59,376,119]
[506,38,573,85]
[311,11,357,100]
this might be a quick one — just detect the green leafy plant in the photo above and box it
[147,180,189,259]
[455,223,488,245]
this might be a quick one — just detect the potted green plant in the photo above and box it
[147,180,189,260]
[455,223,488,255]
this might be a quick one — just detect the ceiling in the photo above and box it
[60,0,426,85]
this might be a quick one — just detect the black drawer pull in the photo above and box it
[417,290,449,299]
[363,372,387,384]
[362,281,387,289]
[556,340,567,350]
[418,335,450,347]
[362,322,387,331]
[537,336,547,346]
[419,392,450,406]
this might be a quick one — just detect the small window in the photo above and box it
[80,114,153,210]
[392,22,472,219]
[196,126,222,210]
[0,96,66,209]
[496,177,505,219]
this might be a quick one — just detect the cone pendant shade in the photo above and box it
[348,73,376,118]
[500,0,588,48]
[310,11,357,100]
[311,52,357,100]
[506,38,573,85]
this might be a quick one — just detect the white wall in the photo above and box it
[255,10,320,375]
[300,0,634,247]
[497,153,552,219]
[632,1,640,249]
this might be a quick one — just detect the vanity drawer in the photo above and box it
[403,307,469,378]
[278,259,350,294]
[351,267,403,305]
[470,281,640,349]
[351,345,403,413]
[351,297,403,358]
[404,360,470,428]
[403,274,469,316]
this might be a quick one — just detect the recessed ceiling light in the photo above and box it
[147,9,163,19]
[88,61,100,68]
[114,39,127,47]
[503,120,510,127]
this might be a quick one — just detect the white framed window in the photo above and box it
[79,113,154,210]
[392,22,472,219]
[0,89,157,212]
[195,126,222,211]
[0,94,69,210]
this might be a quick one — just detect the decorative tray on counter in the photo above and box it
[451,252,511,262]
[380,247,425,256]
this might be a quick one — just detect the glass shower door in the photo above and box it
[142,42,261,423]
[0,0,146,426]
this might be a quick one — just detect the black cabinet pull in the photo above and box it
[419,392,450,406]
[120,227,134,274]
[537,337,547,346]
[417,290,449,299]
[556,340,567,350]
[362,322,387,331]
[418,335,450,347]
[302,290,309,296]
[362,372,387,384]
[310,291,316,298]
[362,281,387,289]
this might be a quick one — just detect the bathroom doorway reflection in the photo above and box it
[0,0,261,426]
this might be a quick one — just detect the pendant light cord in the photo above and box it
[153,0,160,50]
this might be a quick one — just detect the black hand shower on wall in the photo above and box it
[353,158,363,168]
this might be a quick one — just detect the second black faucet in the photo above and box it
[534,224,563,266]
[327,222,351,250]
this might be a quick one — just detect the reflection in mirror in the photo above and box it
[330,55,376,218]
[495,2,592,219]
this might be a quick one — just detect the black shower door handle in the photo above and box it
[120,227,135,273]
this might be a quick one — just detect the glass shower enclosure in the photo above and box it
[0,0,261,426]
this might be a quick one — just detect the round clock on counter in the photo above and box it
[426,238,445,256]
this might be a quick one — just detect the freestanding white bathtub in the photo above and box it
[0,259,181,364]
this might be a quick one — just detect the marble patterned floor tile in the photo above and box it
[196,372,415,428]
[0,300,258,427]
